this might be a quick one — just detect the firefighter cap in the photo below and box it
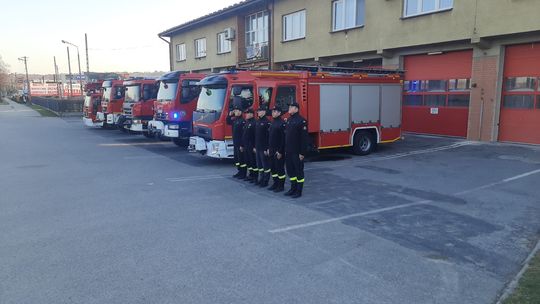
[289,101,300,108]
[244,108,254,114]
[257,104,269,112]
[271,106,283,113]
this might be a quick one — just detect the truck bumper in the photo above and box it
[148,120,165,136]
[96,112,105,122]
[83,117,103,127]
[106,113,120,125]
[189,136,234,159]
[130,123,145,132]
[164,125,179,138]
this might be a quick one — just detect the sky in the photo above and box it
[0,0,240,75]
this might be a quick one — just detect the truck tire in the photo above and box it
[143,132,154,139]
[173,138,189,147]
[353,131,376,156]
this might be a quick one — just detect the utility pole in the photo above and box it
[18,56,31,105]
[53,56,61,98]
[85,33,90,74]
[66,47,73,98]
[62,40,83,96]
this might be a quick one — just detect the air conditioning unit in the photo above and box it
[224,28,235,40]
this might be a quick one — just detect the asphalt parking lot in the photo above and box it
[1,100,540,304]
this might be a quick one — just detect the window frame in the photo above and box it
[194,38,207,59]
[502,76,540,110]
[176,43,186,62]
[403,78,472,108]
[403,0,454,18]
[282,9,307,42]
[332,0,365,32]
[217,32,232,55]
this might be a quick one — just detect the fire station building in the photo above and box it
[159,0,540,145]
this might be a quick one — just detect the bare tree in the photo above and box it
[0,55,10,97]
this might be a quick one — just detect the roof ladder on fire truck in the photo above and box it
[287,64,404,77]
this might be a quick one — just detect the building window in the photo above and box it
[332,0,365,31]
[283,10,306,41]
[176,44,186,61]
[245,11,269,59]
[194,38,207,58]
[502,77,540,110]
[403,79,471,108]
[217,32,231,54]
[404,0,453,17]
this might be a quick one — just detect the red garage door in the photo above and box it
[499,43,540,145]
[403,50,473,137]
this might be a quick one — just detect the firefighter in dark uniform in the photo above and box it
[226,103,246,179]
[241,108,257,182]
[255,105,272,187]
[284,101,309,198]
[267,106,287,192]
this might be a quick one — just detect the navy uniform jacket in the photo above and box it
[269,117,286,154]
[255,116,271,151]
[285,113,309,155]
[226,115,245,147]
[242,118,256,149]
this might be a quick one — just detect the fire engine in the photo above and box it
[82,81,104,127]
[96,80,125,128]
[189,65,403,159]
[147,71,205,146]
[118,78,158,134]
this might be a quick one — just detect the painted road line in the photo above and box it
[0,109,34,113]
[123,155,165,160]
[269,167,540,234]
[99,142,173,147]
[456,168,540,196]
[269,200,433,234]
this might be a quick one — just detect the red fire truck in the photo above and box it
[82,81,104,127]
[147,71,205,146]
[189,66,403,159]
[118,78,158,134]
[96,80,125,128]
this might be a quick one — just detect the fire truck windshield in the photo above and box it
[125,85,140,103]
[102,87,112,102]
[196,85,226,113]
[157,81,178,102]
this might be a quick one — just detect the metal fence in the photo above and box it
[32,97,84,115]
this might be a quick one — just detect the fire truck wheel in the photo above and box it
[159,135,171,142]
[353,131,376,156]
[143,132,154,139]
[173,138,189,147]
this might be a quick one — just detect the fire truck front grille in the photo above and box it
[123,104,133,116]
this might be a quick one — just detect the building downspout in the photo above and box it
[158,35,173,72]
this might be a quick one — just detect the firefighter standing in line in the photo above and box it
[254,105,272,187]
[267,106,287,192]
[284,101,309,198]
[226,102,246,179]
[241,108,257,182]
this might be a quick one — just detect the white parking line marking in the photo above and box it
[456,168,540,195]
[269,200,433,234]
[269,168,540,234]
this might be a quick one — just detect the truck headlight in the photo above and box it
[168,124,179,130]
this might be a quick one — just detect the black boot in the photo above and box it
[233,168,242,178]
[284,181,297,196]
[237,168,247,179]
[291,183,303,198]
[244,169,253,181]
[259,173,270,187]
[273,178,285,192]
[254,170,261,185]
[250,172,259,184]
[268,177,278,191]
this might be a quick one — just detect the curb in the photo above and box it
[495,239,540,304]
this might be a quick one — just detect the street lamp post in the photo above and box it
[66,46,73,98]
[62,40,83,96]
